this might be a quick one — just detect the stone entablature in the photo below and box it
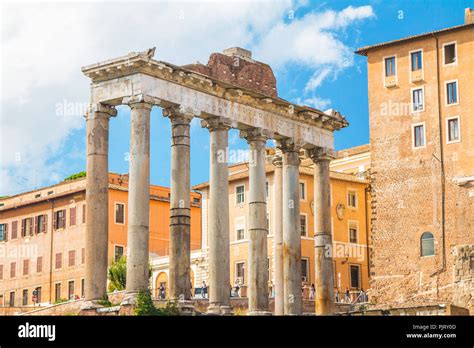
[82,49,347,150]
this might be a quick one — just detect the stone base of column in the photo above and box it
[177,300,195,316]
[247,310,272,316]
[207,304,233,315]
[120,292,139,306]
[80,300,104,311]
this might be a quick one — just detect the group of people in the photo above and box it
[335,288,368,304]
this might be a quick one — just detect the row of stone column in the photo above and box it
[84,100,334,315]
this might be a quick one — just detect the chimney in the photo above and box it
[223,47,252,61]
[465,8,474,24]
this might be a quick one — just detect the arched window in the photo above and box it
[420,232,435,256]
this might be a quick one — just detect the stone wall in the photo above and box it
[452,245,474,312]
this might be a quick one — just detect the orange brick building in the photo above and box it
[0,173,201,307]
[356,9,474,311]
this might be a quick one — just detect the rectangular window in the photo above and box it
[23,259,29,276]
[82,204,86,224]
[55,283,61,302]
[0,223,7,241]
[349,221,358,244]
[384,56,396,76]
[68,280,75,300]
[350,265,361,289]
[236,217,245,240]
[55,253,62,270]
[21,218,33,237]
[11,221,18,239]
[300,214,307,236]
[70,207,76,226]
[447,117,460,143]
[9,292,15,307]
[412,88,424,112]
[37,257,43,273]
[22,289,28,306]
[299,182,306,200]
[444,42,456,65]
[0,265,3,280]
[54,210,66,230]
[265,181,270,199]
[114,246,124,262]
[81,279,85,298]
[35,214,47,234]
[413,124,425,148]
[10,262,16,278]
[347,190,357,208]
[236,262,245,284]
[115,203,125,224]
[411,50,422,71]
[236,185,245,204]
[301,258,309,280]
[68,250,75,267]
[446,81,458,105]
[266,213,270,234]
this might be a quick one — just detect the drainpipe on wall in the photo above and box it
[364,186,371,284]
[48,199,55,304]
[430,33,447,278]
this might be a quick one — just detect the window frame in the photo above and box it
[114,245,125,262]
[349,264,361,290]
[420,232,435,257]
[347,188,358,209]
[299,181,307,201]
[235,184,245,205]
[301,257,309,281]
[410,86,425,113]
[409,49,424,75]
[348,220,359,244]
[114,202,126,225]
[412,122,426,149]
[446,116,461,144]
[383,55,397,78]
[235,261,245,285]
[445,79,459,106]
[235,216,246,241]
[442,41,457,67]
[300,213,308,237]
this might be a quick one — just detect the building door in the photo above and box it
[55,283,61,302]
[68,281,75,300]
[9,291,15,307]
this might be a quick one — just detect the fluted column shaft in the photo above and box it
[202,117,232,314]
[125,98,152,293]
[280,140,302,315]
[165,107,193,300]
[272,153,284,315]
[308,147,335,315]
[242,128,270,315]
[84,103,116,301]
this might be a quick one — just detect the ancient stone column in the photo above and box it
[272,151,284,315]
[202,117,232,315]
[307,147,335,315]
[279,140,302,315]
[163,106,193,301]
[84,103,116,303]
[241,128,271,315]
[123,95,153,297]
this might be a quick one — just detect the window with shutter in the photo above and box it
[21,219,26,237]
[70,207,76,226]
[28,217,33,236]
[82,204,86,223]
[37,256,43,273]
[0,223,7,242]
[11,221,18,239]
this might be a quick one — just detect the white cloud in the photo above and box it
[296,96,332,110]
[0,1,373,195]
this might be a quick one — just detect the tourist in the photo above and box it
[345,288,350,303]
[269,281,274,298]
[335,288,340,302]
[201,281,208,299]
[309,283,315,300]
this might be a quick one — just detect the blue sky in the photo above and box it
[1,0,472,194]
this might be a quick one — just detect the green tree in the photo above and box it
[63,171,86,182]
[134,290,181,316]
[108,256,127,292]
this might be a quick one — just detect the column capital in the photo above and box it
[271,150,283,167]
[162,105,194,124]
[305,147,337,163]
[122,94,160,109]
[240,127,272,143]
[201,116,233,131]
[276,138,300,154]
[85,103,117,119]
